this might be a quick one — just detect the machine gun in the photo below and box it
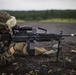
[0,25,76,61]
[12,26,76,60]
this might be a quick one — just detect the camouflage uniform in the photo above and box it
[0,11,16,67]
[0,11,11,30]
[0,50,15,67]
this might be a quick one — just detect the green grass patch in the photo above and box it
[17,19,25,23]
[40,18,76,23]
[17,19,76,23]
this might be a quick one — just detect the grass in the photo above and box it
[17,19,25,23]
[17,19,76,23]
[40,18,76,23]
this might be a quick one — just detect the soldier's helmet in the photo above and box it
[0,11,17,30]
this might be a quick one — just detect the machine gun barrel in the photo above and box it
[12,33,76,43]
[11,33,63,42]
[62,34,76,37]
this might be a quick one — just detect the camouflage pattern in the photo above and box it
[0,11,11,23]
[0,11,11,30]
[0,22,8,30]
[0,50,15,67]
[0,11,16,67]
[0,11,17,30]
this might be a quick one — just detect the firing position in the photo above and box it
[0,11,57,67]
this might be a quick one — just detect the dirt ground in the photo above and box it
[0,22,76,75]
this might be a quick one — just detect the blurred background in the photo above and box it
[0,0,76,23]
[0,0,76,41]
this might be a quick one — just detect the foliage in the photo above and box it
[40,18,76,23]
[4,10,76,21]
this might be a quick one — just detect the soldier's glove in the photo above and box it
[13,42,26,53]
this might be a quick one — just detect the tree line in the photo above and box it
[5,10,76,21]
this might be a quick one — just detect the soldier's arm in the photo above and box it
[0,43,26,67]
[0,48,15,67]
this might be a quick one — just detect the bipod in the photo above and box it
[56,31,65,67]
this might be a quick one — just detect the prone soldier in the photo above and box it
[0,11,57,67]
